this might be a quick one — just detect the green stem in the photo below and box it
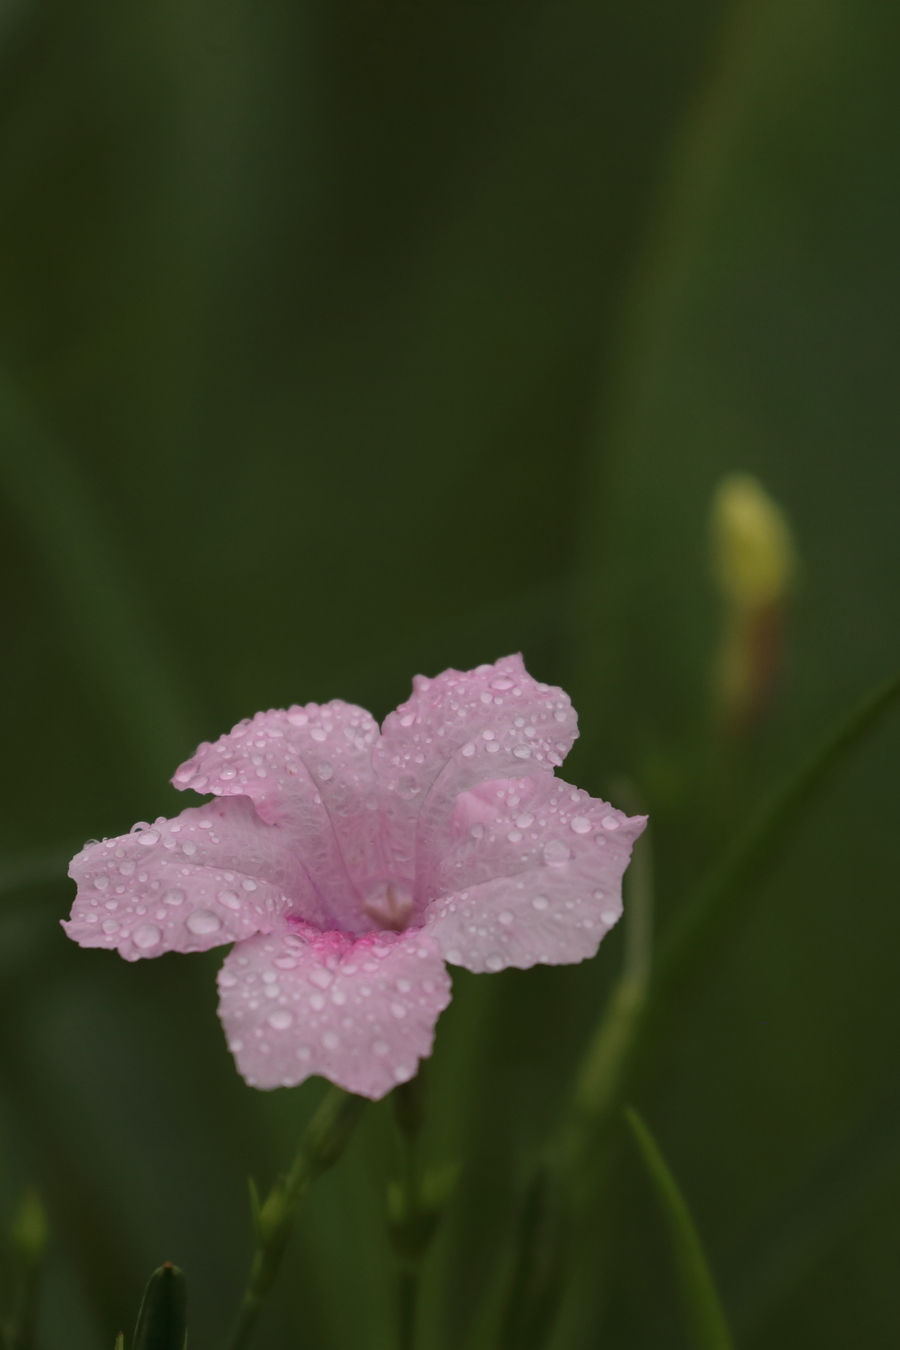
[225,1088,367,1350]
[567,811,654,1150]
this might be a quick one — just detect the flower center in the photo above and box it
[363,881,413,932]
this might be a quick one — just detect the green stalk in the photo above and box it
[225,1088,367,1350]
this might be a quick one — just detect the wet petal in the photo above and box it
[375,654,578,899]
[63,797,313,961]
[423,775,646,972]
[174,702,383,929]
[217,924,451,1099]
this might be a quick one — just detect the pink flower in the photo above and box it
[63,656,646,1099]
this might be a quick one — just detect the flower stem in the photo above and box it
[567,804,654,1158]
[225,1087,367,1350]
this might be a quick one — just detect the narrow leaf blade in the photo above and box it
[133,1264,187,1350]
[625,1108,733,1350]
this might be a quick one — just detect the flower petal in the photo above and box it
[174,702,384,929]
[422,775,646,972]
[217,924,452,1099]
[376,655,578,896]
[63,797,314,961]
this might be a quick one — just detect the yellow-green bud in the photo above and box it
[711,474,795,610]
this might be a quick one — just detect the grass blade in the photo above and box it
[625,1108,733,1350]
[657,667,900,995]
[133,1264,187,1350]
[0,368,200,783]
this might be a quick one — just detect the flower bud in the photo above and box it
[711,474,795,610]
[710,474,796,734]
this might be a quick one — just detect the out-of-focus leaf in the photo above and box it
[625,1108,734,1350]
[656,666,900,994]
[132,1264,187,1350]
[726,1087,900,1339]
[0,369,200,784]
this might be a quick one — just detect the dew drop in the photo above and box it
[322,1031,340,1050]
[602,816,620,830]
[570,816,592,835]
[390,1002,407,1019]
[543,840,570,866]
[373,1039,389,1056]
[133,924,162,949]
[218,890,241,910]
[532,896,549,911]
[162,887,185,906]
[486,954,504,972]
[318,761,334,781]
[187,909,222,935]
[498,910,514,925]
[461,742,476,757]
[137,830,160,847]
[267,1009,294,1030]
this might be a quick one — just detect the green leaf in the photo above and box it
[0,368,199,784]
[657,666,900,994]
[625,1108,733,1350]
[132,1264,187,1350]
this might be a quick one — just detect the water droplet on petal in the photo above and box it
[137,830,160,847]
[322,1031,340,1050]
[318,761,334,781]
[187,909,221,935]
[543,840,570,866]
[532,896,549,910]
[570,816,592,835]
[486,954,504,971]
[461,743,476,757]
[491,677,515,690]
[267,1009,293,1030]
[218,890,241,910]
[498,910,514,925]
[515,813,534,828]
[373,1039,389,1056]
[600,909,619,924]
[133,924,161,949]
[602,816,620,830]
[390,1002,407,1019]
[162,887,185,906]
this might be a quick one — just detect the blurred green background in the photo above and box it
[0,0,898,1346]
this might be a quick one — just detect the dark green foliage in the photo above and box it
[132,1266,187,1350]
[0,0,898,1347]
